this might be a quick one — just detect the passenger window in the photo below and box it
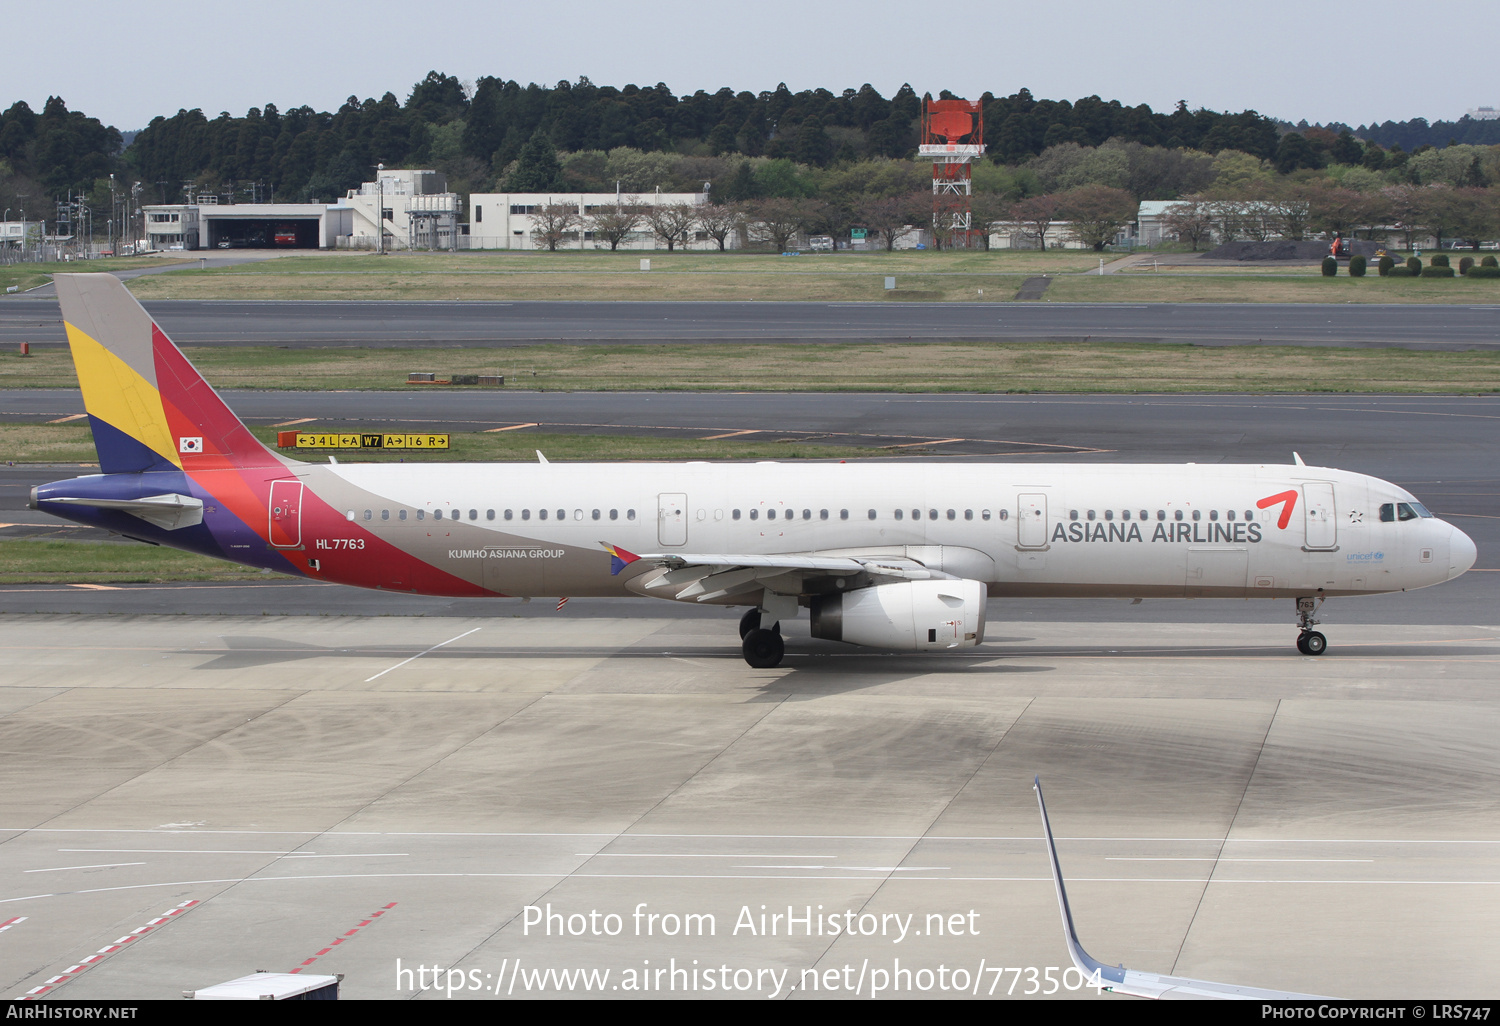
[627,510,636,521]
[732,509,741,520]
[416,510,425,521]
[750,509,758,520]
[1226,509,1235,521]
[839,509,848,520]
[1069,510,1078,521]
[346,510,355,521]
[592,509,601,520]
[1087,510,1096,521]
[470,509,478,521]
[539,509,548,520]
[820,509,829,520]
[929,509,938,520]
[380,509,389,521]
[1209,510,1218,521]
[1192,510,1201,522]
[556,509,565,521]
[522,509,531,521]
[610,509,618,520]
[363,509,373,521]
[964,509,973,521]
[574,510,583,521]
[867,509,877,520]
[1173,510,1183,522]
[804,509,812,520]
[912,509,921,521]
[486,509,495,521]
[1120,510,1129,521]
[1141,510,1149,521]
[894,509,904,521]
[399,510,407,521]
[504,509,513,520]
[1104,510,1113,521]
[767,509,777,520]
[1244,510,1254,521]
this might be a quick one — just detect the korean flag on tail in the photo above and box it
[179,436,204,454]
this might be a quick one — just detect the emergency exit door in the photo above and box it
[268,479,304,548]
[1303,482,1338,550]
[658,492,687,546]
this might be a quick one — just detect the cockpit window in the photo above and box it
[1383,501,1431,522]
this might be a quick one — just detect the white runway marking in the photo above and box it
[26,863,146,873]
[364,627,482,681]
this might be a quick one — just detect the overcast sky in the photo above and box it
[11,0,1487,132]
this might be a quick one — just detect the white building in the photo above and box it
[465,191,715,250]
[142,200,351,251]
[340,169,461,251]
[985,221,1092,250]
[0,221,39,250]
[143,205,199,250]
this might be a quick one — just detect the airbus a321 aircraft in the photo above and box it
[32,274,1477,667]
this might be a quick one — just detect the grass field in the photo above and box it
[1046,271,1500,304]
[5,340,1499,394]
[0,538,268,583]
[0,256,192,294]
[121,250,1097,303]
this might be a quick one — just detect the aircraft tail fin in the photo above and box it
[55,273,287,474]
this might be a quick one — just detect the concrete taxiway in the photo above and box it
[2,612,1498,1000]
[3,298,1499,350]
[2,386,1496,999]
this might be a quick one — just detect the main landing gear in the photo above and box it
[739,608,785,668]
[1294,595,1327,656]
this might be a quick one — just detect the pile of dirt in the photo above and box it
[1203,240,1386,261]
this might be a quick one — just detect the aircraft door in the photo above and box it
[1017,493,1048,548]
[268,479,304,548]
[1303,482,1338,550]
[658,492,688,546]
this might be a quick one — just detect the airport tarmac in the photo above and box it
[2,614,1498,1000]
[2,298,1499,350]
[2,388,1496,999]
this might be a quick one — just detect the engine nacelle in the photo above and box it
[810,579,987,651]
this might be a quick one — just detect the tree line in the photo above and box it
[1,72,1496,254]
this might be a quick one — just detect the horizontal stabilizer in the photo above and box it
[45,493,204,531]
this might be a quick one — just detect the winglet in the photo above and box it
[1293,451,1305,466]
[1034,777,1126,991]
[1033,776,1330,1000]
[600,541,640,576]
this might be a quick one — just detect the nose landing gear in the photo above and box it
[1295,595,1327,656]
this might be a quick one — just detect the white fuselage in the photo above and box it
[312,460,1476,601]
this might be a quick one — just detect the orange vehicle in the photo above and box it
[273,224,298,246]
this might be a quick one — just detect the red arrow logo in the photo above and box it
[1257,489,1299,529]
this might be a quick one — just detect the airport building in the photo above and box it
[464,191,718,250]
[142,197,350,251]
[341,169,461,251]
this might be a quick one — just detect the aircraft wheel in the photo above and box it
[742,628,785,668]
[738,608,761,640]
[1295,633,1309,654]
[1302,631,1327,656]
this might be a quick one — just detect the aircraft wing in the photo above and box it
[1033,777,1330,1000]
[601,543,948,603]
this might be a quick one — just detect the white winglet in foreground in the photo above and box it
[1033,777,1330,1000]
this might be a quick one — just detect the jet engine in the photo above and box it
[809,579,987,650]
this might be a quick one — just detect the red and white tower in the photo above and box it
[919,95,986,249]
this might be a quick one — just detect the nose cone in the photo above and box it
[1449,525,1477,580]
